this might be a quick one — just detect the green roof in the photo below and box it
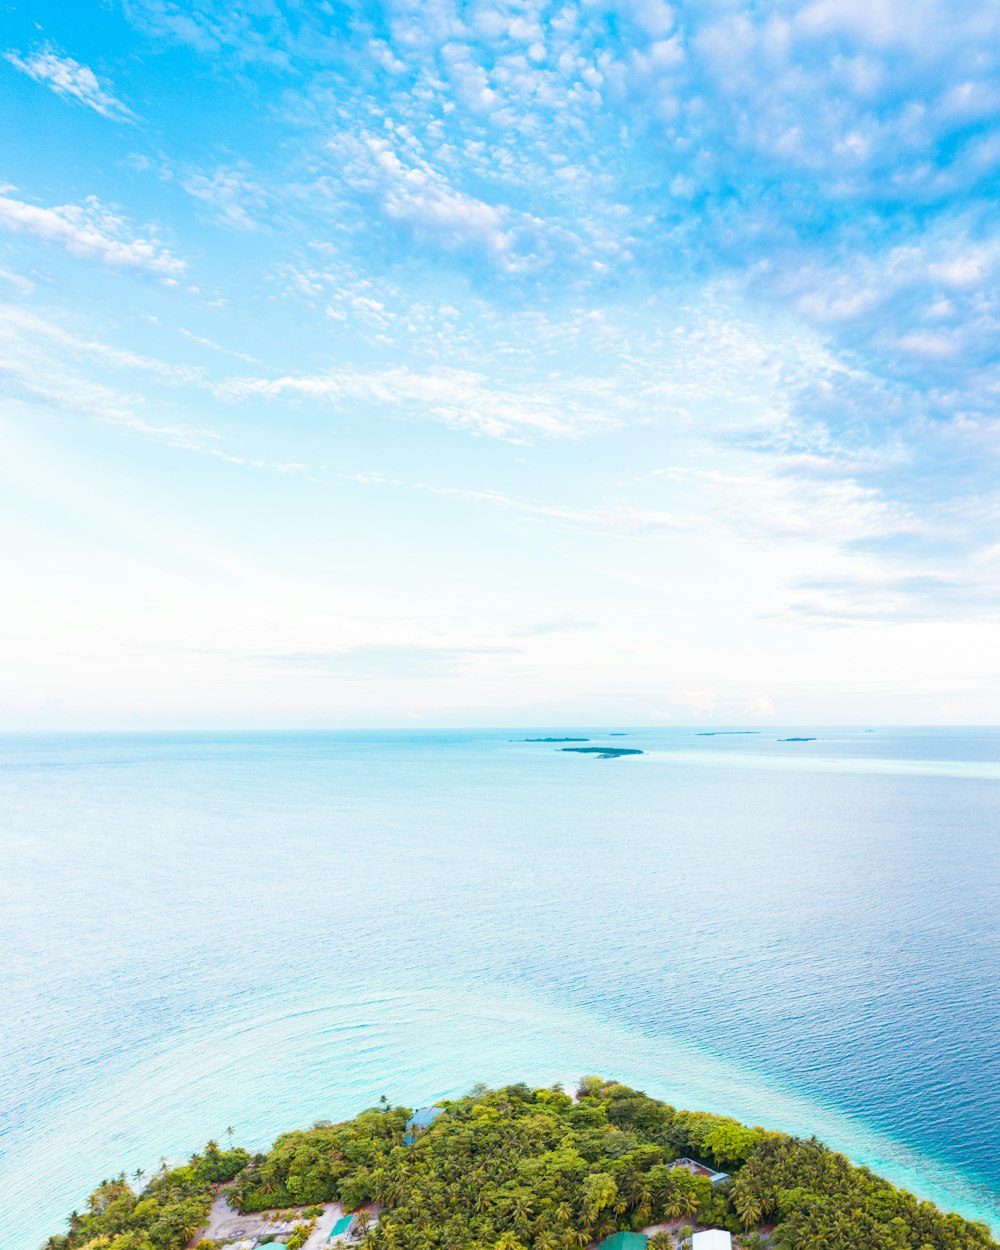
[599,1236,648,1250]
[328,1215,355,1237]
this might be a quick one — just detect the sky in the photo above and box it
[2,0,1000,728]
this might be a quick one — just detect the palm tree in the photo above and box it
[493,1236,526,1250]
[732,1189,762,1229]
[512,1193,534,1225]
[226,1125,235,1148]
[663,1194,685,1221]
[134,1167,145,1188]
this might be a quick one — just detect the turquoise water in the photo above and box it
[1,728,999,1247]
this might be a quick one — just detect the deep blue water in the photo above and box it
[1,728,998,1248]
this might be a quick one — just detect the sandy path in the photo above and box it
[195,1193,344,1248]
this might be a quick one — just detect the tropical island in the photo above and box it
[523,738,591,743]
[42,1078,997,1250]
[561,747,645,759]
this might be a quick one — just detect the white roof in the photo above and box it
[692,1232,732,1250]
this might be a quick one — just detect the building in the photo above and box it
[327,1215,356,1244]
[598,1234,648,1250]
[691,1231,732,1250]
[670,1158,730,1185]
[404,1106,445,1144]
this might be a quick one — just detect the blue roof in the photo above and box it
[328,1215,354,1238]
[406,1106,445,1129]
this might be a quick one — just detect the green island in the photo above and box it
[561,747,645,759]
[42,1078,996,1250]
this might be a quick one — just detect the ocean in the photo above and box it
[1,728,998,1248]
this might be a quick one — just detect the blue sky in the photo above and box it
[2,0,999,726]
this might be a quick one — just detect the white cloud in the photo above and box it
[927,251,990,289]
[363,137,513,256]
[0,305,202,383]
[178,327,262,364]
[0,304,207,438]
[0,266,35,293]
[0,192,185,277]
[5,46,134,121]
[623,0,676,40]
[896,329,959,358]
[218,364,615,439]
[266,643,517,680]
[0,305,314,478]
[794,0,917,49]
[181,167,266,230]
[425,484,686,531]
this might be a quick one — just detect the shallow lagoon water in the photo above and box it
[1,728,998,1247]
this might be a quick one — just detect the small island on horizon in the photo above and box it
[43,1077,997,1250]
[562,746,645,759]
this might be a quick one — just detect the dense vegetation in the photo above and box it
[45,1080,998,1250]
[43,1142,249,1250]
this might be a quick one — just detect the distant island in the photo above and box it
[44,1078,997,1250]
[562,746,645,759]
[523,737,590,742]
[779,737,817,742]
[694,731,760,737]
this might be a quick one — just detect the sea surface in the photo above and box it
[1,728,999,1248]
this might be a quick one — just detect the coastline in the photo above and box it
[42,1078,998,1250]
[8,980,999,1249]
